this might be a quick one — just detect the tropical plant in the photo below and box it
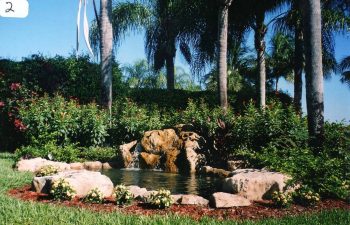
[339,56,350,87]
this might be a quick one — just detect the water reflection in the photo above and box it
[102,169,223,198]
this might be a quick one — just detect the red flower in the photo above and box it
[0,101,4,108]
[10,83,21,91]
[14,119,27,132]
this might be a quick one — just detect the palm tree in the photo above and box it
[339,56,350,87]
[217,0,233,110]
[100,0,113,114]
[301,0,325,148]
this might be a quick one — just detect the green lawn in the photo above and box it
[0,153,349,225]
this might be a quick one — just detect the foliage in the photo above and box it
[79,147,117,162]
[15,142,80,163]
[114,184,133,206]
[148,189,173,209]
[35,165,59,177]
[18,95,109,148]
[50,178,76,201]
[293,186,321,207]
[83,188,104,204]
[271,191,292,208]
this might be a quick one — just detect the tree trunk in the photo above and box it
[100,0,113,115]
[301,0,325,149]
[294,25,304,115]
[217,0,232,110]
[293,0,304,115]
[166,53,175,90]
[254,12,267,108]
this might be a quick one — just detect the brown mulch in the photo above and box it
[8,185,350,221]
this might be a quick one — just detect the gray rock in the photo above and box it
[210,192,251,208]
[32,170,114,198]
[180,194,209,206]
[222,169,291,201]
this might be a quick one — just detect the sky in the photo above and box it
[0,0,349,122]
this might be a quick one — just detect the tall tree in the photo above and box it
[100,0,113,114]
[301,0,325,148]
[217,0,233,110]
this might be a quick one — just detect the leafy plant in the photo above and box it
[113,184,133,205]
[293,186,321,207]
[35,165,59,177]
[79,147,117,162]
[149,189,173,209]
[271,191,292,208]
[83,188,104,204]
[50,178,76,201]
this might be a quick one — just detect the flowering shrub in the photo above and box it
[83,188,104,204]
[113,184,133,205]
[293,187,320,207]
[271,191,292,208]
[149,189,173,209]
[50,178,76,201]
[35,165,58,177]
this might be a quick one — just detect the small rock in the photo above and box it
[102,161,119,170]
[210,192,251,208]
[171,194,183,204]
[127,186,148,200]
[180,194,209,206]
[17,158,70,172]
[84,161,102,171]
[70,162,84,170]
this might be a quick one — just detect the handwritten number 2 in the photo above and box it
[5,2,15,13]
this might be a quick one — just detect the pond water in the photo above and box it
[102,169,223,198]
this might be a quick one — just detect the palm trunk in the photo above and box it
[100,0,113,115]
[294,25,304,114]
[217,0,232,110]
[301,0,325,149]
[166,54,175,90]
[254,12,267,108]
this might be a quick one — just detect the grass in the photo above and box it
[0,153,349,225]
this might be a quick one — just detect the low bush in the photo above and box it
[148,189,173,209]
[114,184,133,205]
[293,186,321,207]
[35,165,59,177]
[271,191,293,208]
[83,188,104,204]
[50,178,76,201]
[79,147,116,162]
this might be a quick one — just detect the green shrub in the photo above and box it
[50,178,76,201]
[18,95,109,148]
[83,188,104,204]
[271,191,292,208]
[149,189,173,209]
[80,147,116,162]
[293,186,320,207]
[113,184,133,206]
[35,165,59,177]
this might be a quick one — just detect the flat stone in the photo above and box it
[69,162,84,170]
[210,192,251,208]
[17,158,70,173]
[222,169,291,201]
[180,194,209,206]
[84,161,102,171]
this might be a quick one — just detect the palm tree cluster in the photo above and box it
[92,0,349,148]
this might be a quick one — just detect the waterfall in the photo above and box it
[129,143,142,169]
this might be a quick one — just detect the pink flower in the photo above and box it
[14,119,27,132]
[0,101,4,108]
[10,83,21,91]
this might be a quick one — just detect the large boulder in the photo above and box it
[177,132,204,173]
[209,192,251,208]
[17,158,70,173]
[141,129,179,154]
[32,170,114,198]
[83,161,103,171]
[139,152,160,169]
[222,169,291,201]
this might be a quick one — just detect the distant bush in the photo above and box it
[79,147,116,162]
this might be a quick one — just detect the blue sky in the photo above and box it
[0,0,349,122]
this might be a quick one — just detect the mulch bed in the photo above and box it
[8,185,350,221]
